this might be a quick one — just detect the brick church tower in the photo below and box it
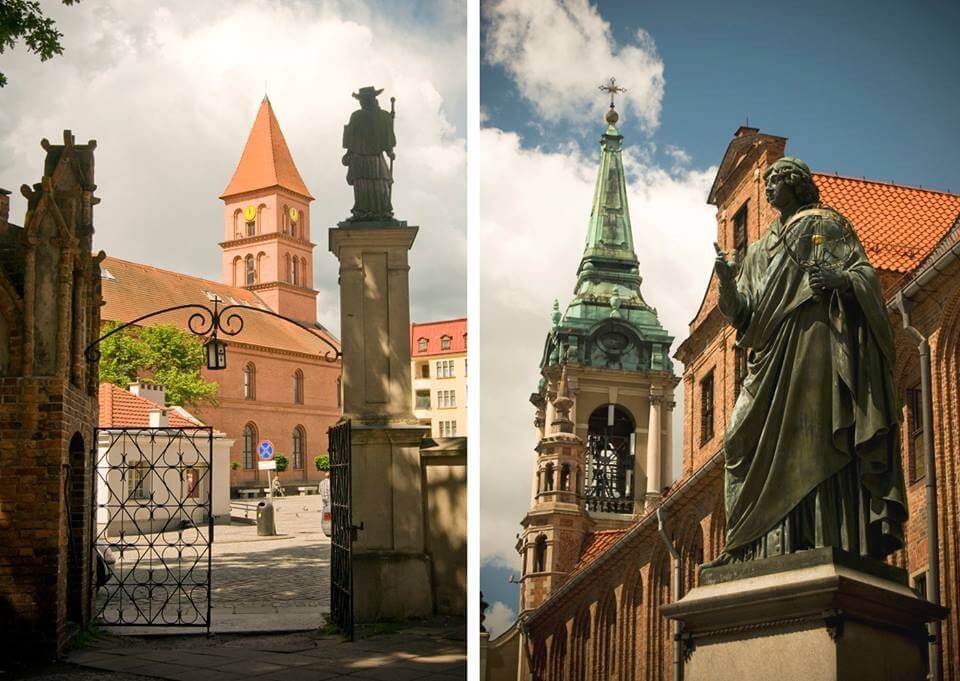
[518,101,679,613]
[220,96,317,323]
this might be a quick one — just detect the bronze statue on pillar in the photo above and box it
[341,86,398,224]
[704,156,908,569]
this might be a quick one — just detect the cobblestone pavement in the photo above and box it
[97,495,331,631]
[58,620,466,680]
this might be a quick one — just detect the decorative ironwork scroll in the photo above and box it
[328,420,354,640]
[92,427,214,629]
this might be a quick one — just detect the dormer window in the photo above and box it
[418,338,428,352]
[440,335,451,351]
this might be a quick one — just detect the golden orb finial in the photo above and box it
[605,106,619,125]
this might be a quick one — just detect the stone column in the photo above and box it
[661,399,675,489]
[645,388,663,508]
[329,223,433,621]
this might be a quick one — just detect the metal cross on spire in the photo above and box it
[598,77,627,109]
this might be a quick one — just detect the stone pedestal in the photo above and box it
[330,223,433,621]
[661,548,946,681]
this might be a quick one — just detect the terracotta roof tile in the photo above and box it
[98,383,200,428]
[221,96,313,200]
[570,528,631,576]
[411,318,467,357]
[814,174,960,273]
[99,255,340,358]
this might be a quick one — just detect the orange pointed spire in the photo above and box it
[220,97,313,200]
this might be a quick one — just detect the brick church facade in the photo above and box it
[484,126,960,681]
[98,97,341,494]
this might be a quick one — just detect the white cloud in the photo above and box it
[479,126,717,567]
[484,0,664,130]
[484,600,516,638]
[0,0,466,334]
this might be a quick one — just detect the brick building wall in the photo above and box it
[0,132,101,660]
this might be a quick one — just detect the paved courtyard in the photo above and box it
[48,622,467,680]
[96,494,331,633]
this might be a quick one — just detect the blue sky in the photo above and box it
[482,0,960,191]
[479,0,960,635]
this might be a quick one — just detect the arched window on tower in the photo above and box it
[560,464,571,491]
[256,252,266,282]
[298,210,305,237]
[285,253,292,283]
[243,423,257,469]
[245,255,255,286]
[232,256,242,286]
[292,425,305,470]
[300,258,308,287]
[293,369,304,404]
[281,205,289,233]
[544,462,555,492]
[233,209,242,239]
[533,535,547,573]
[292,257,299,287]
[585,404,635,514]
[243,362,256,400]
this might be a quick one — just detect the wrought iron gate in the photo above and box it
[92,426,214,630]
[328,419,354,640]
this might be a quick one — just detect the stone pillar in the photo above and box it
[645,389,663,507]
[661,398,675,490]
[329,223,432,621]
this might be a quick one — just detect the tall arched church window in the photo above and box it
[243,362,256,400]
[281,205,289,233]
[292,257,299,287]
[232,256,242,287]
[245,255,255,286]
[533,535,547,573]
[292,426,305,469]
[293,369,304,404]
[243,424,256,469]
[585,404,635,513]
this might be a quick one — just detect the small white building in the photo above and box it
[97,382,233,537]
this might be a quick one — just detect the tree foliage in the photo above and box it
[273,454,289,474]
[98,322,218,407]
[314,454,330,471]
[0,1,80,87]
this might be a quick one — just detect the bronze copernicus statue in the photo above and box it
[342,86,396,222]
[706,156,907,568]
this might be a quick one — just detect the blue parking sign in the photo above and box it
[257,440,274,461]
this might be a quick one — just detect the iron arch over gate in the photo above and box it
[92,426,214,631]
[328,420,356,640]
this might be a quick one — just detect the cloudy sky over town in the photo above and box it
[479,0,960,636]
[0,0,466,334]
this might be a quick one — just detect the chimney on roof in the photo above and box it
[148,408,169,428]
[129,380,166,406]
[0,188,10,225]
[734,126,759,138]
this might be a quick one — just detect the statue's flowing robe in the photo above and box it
[721,208,907,560]
[342,107,396,220]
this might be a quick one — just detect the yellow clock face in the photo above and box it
[289,207,298,223]
[243,206,256,222]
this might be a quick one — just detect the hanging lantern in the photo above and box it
[204,337,227,371]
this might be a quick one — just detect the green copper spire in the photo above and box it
[570,100,646,308]
[539,84,675,374]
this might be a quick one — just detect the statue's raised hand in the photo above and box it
[713,242,736,285]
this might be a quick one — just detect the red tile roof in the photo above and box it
[99,255,340,358]
[411,318,467,357]
[814,174,960,273]
[220,96,313,200]
[570,528,630,576]
[99,383,200,428]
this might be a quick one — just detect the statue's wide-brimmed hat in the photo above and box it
[352,86,384,99]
